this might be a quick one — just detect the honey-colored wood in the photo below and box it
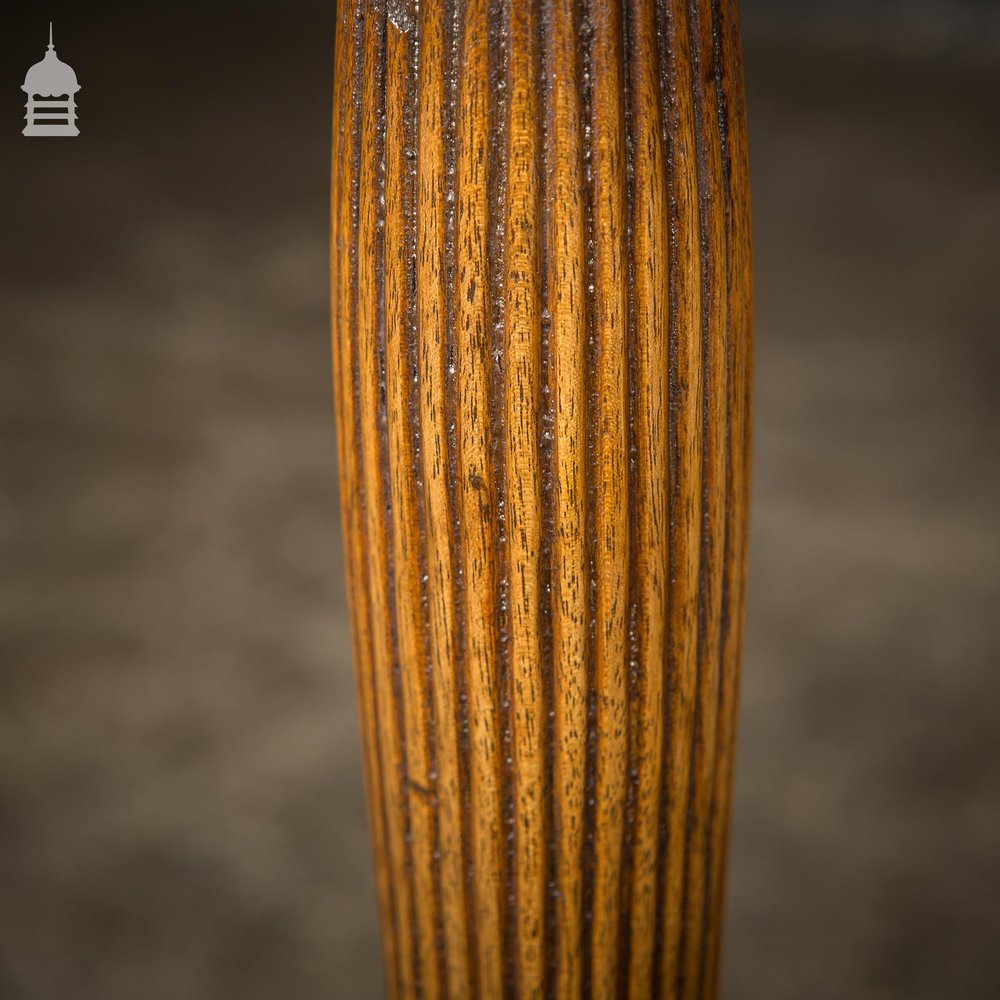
[331,1,751,996]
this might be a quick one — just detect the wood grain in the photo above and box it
[331,1,752,996]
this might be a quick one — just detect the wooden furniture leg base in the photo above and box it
[331,1,752,996]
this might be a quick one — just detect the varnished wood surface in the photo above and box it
[331,1,751,996]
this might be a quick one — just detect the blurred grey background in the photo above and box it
[1,2,998,997]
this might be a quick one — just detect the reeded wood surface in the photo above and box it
[331,1,751,996]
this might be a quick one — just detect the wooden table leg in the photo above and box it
[331,1,751,996]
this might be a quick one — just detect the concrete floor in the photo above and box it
[1,5,998,998]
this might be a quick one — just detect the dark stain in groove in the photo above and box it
[346,1,406,994]
[649,0,677,994]
[617,0,639,993]
[497,1,520,993]
[577,0,600,993]
[534,0,557,993]
[486,0,514,993]
[369,12,423,997]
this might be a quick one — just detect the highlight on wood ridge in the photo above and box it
[331,1,752,996]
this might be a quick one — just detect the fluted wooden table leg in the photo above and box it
[331,1,751,996]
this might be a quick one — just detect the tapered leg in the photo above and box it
[331,1,751,996]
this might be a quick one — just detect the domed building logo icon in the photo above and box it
[22,24,80,137]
